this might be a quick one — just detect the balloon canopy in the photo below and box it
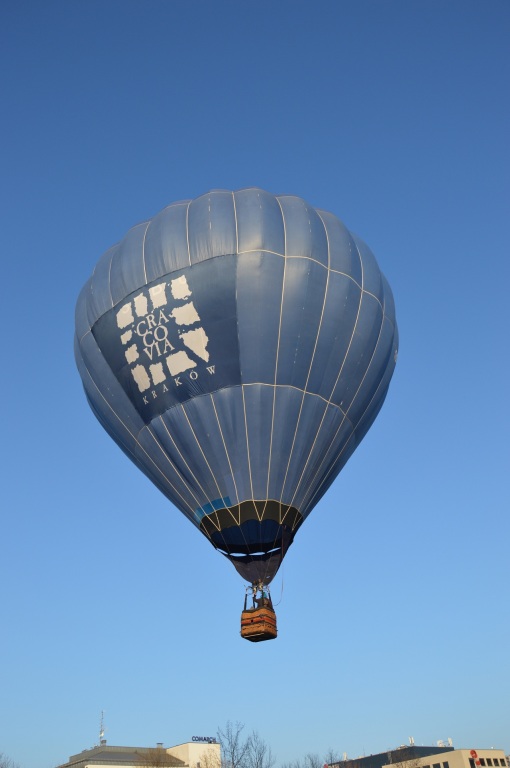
[75,188,398,585]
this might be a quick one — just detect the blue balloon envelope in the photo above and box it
[75,188,398,586]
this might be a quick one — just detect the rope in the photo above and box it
[271,565,284,607]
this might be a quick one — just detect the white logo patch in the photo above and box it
[115,276,210,393]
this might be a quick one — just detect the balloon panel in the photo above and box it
[144,202,189,279]
[236,252,283,383]
[278,195,329,265]
[275,258,329,390]
[235,188,285,254]
[305,269,362,395]
[320,210,363,282]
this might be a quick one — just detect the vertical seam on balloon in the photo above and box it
[141,220,150,285]
[233,191,257,522]
[259,196,287,584]
[106,246,115,310]
[78,328,91,344]
[385,312,396,332]
[241,384,258,517]
[263,196,287,519]
[287,235,365,511]
[80,366,197,515]
[279,214,332,508]
[186,201,192,267]
[232,191,239,255]
[302,295,389,512]
[180,402,224,501]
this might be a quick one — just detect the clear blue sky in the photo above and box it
[1,2,509,767]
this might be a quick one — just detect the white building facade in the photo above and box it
[56,739,221,768]
[383,749,508,768]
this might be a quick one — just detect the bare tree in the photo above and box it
[304,754,323,768]
[199,749,222,768]
[215,721,275,768]
[0,754,21,768]
[217,721,251,768]
[324,751,341,766]
[246,732,275,768]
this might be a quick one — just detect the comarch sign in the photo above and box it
[192,737,217,744]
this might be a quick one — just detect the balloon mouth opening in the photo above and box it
[224,544,291,585]
[198,499,303,583]
[216,546,282,557]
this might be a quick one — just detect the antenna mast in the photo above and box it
[99,710,105,745]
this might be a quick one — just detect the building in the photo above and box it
[330,745,454,768]
[56,739,221,768]
[406,749,509,768]
[329,746,508,768]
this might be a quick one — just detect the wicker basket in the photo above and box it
[240,606,277,642]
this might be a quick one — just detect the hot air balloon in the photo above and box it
[75,188,398,641]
